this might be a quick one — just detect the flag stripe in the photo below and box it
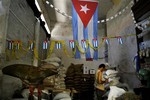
[93,6,98,60]
[83,26,91,58]
[87,15,94,58]
[78,15,83,49]
[72,4,81,58]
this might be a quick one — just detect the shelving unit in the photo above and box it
[138,27,150,38]
[132,2,150,99]
[131,0,150,69]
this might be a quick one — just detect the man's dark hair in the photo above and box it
[99,64,105,68]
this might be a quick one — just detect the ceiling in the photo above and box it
[26,0,115,38]
[45,0,113,22]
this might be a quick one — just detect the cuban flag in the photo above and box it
[72,0,99,60]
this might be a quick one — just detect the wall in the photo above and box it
[0,0,10,67]
[0,0,11,99]
[50,21,106,71]
[6,0,47,66]
[106,0,140,89]
[0,0,47,99]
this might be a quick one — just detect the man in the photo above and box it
[94,64,107,100]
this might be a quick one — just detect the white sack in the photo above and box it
[109,77,120,86]
[105,74,117,79]
[47,62,60,67]
[106,70,118,76]
[53,92,71,100]
[43,57,61,63]
[108,86,126,100]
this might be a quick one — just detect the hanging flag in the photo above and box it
[28,40,34,50]
[16,40,21,50]
[72,0,99,60]
[81,39,86,49]
[69,40,75,48]
[8,41,14,50]
[55,42,61,49]
[117,36,123,44]
[92,38,98,48]
[104,37,109,45]
[43,40,48,49]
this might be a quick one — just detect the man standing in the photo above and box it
[94,64,107,100]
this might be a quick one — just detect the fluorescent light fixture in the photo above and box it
[50,4,54,8]
[35,0,41,11]
[106,18,109,21]
[46,1,50,5]
[41,14,50,33]
[101,20,105,23]
[110,17,114,20]
[35,0,50,34]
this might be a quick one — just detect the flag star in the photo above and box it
[80,4,90,14]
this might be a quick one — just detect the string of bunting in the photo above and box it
[6,40,29,60]
[5,34,135,60]
[6,40,39,60]
[47,33,136,58]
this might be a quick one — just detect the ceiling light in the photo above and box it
[46,1,50,5]
[50,4,54,8]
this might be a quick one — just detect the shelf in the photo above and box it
[138,27,150,38]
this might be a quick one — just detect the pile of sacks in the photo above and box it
[104,68,141,100]
[105,69,120,86]
[42,54,67,89]
[42,54,61,67]
[54,65,67,89]
[103,68,127,100]
[107,86,126,100]
[42,64,57,88]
